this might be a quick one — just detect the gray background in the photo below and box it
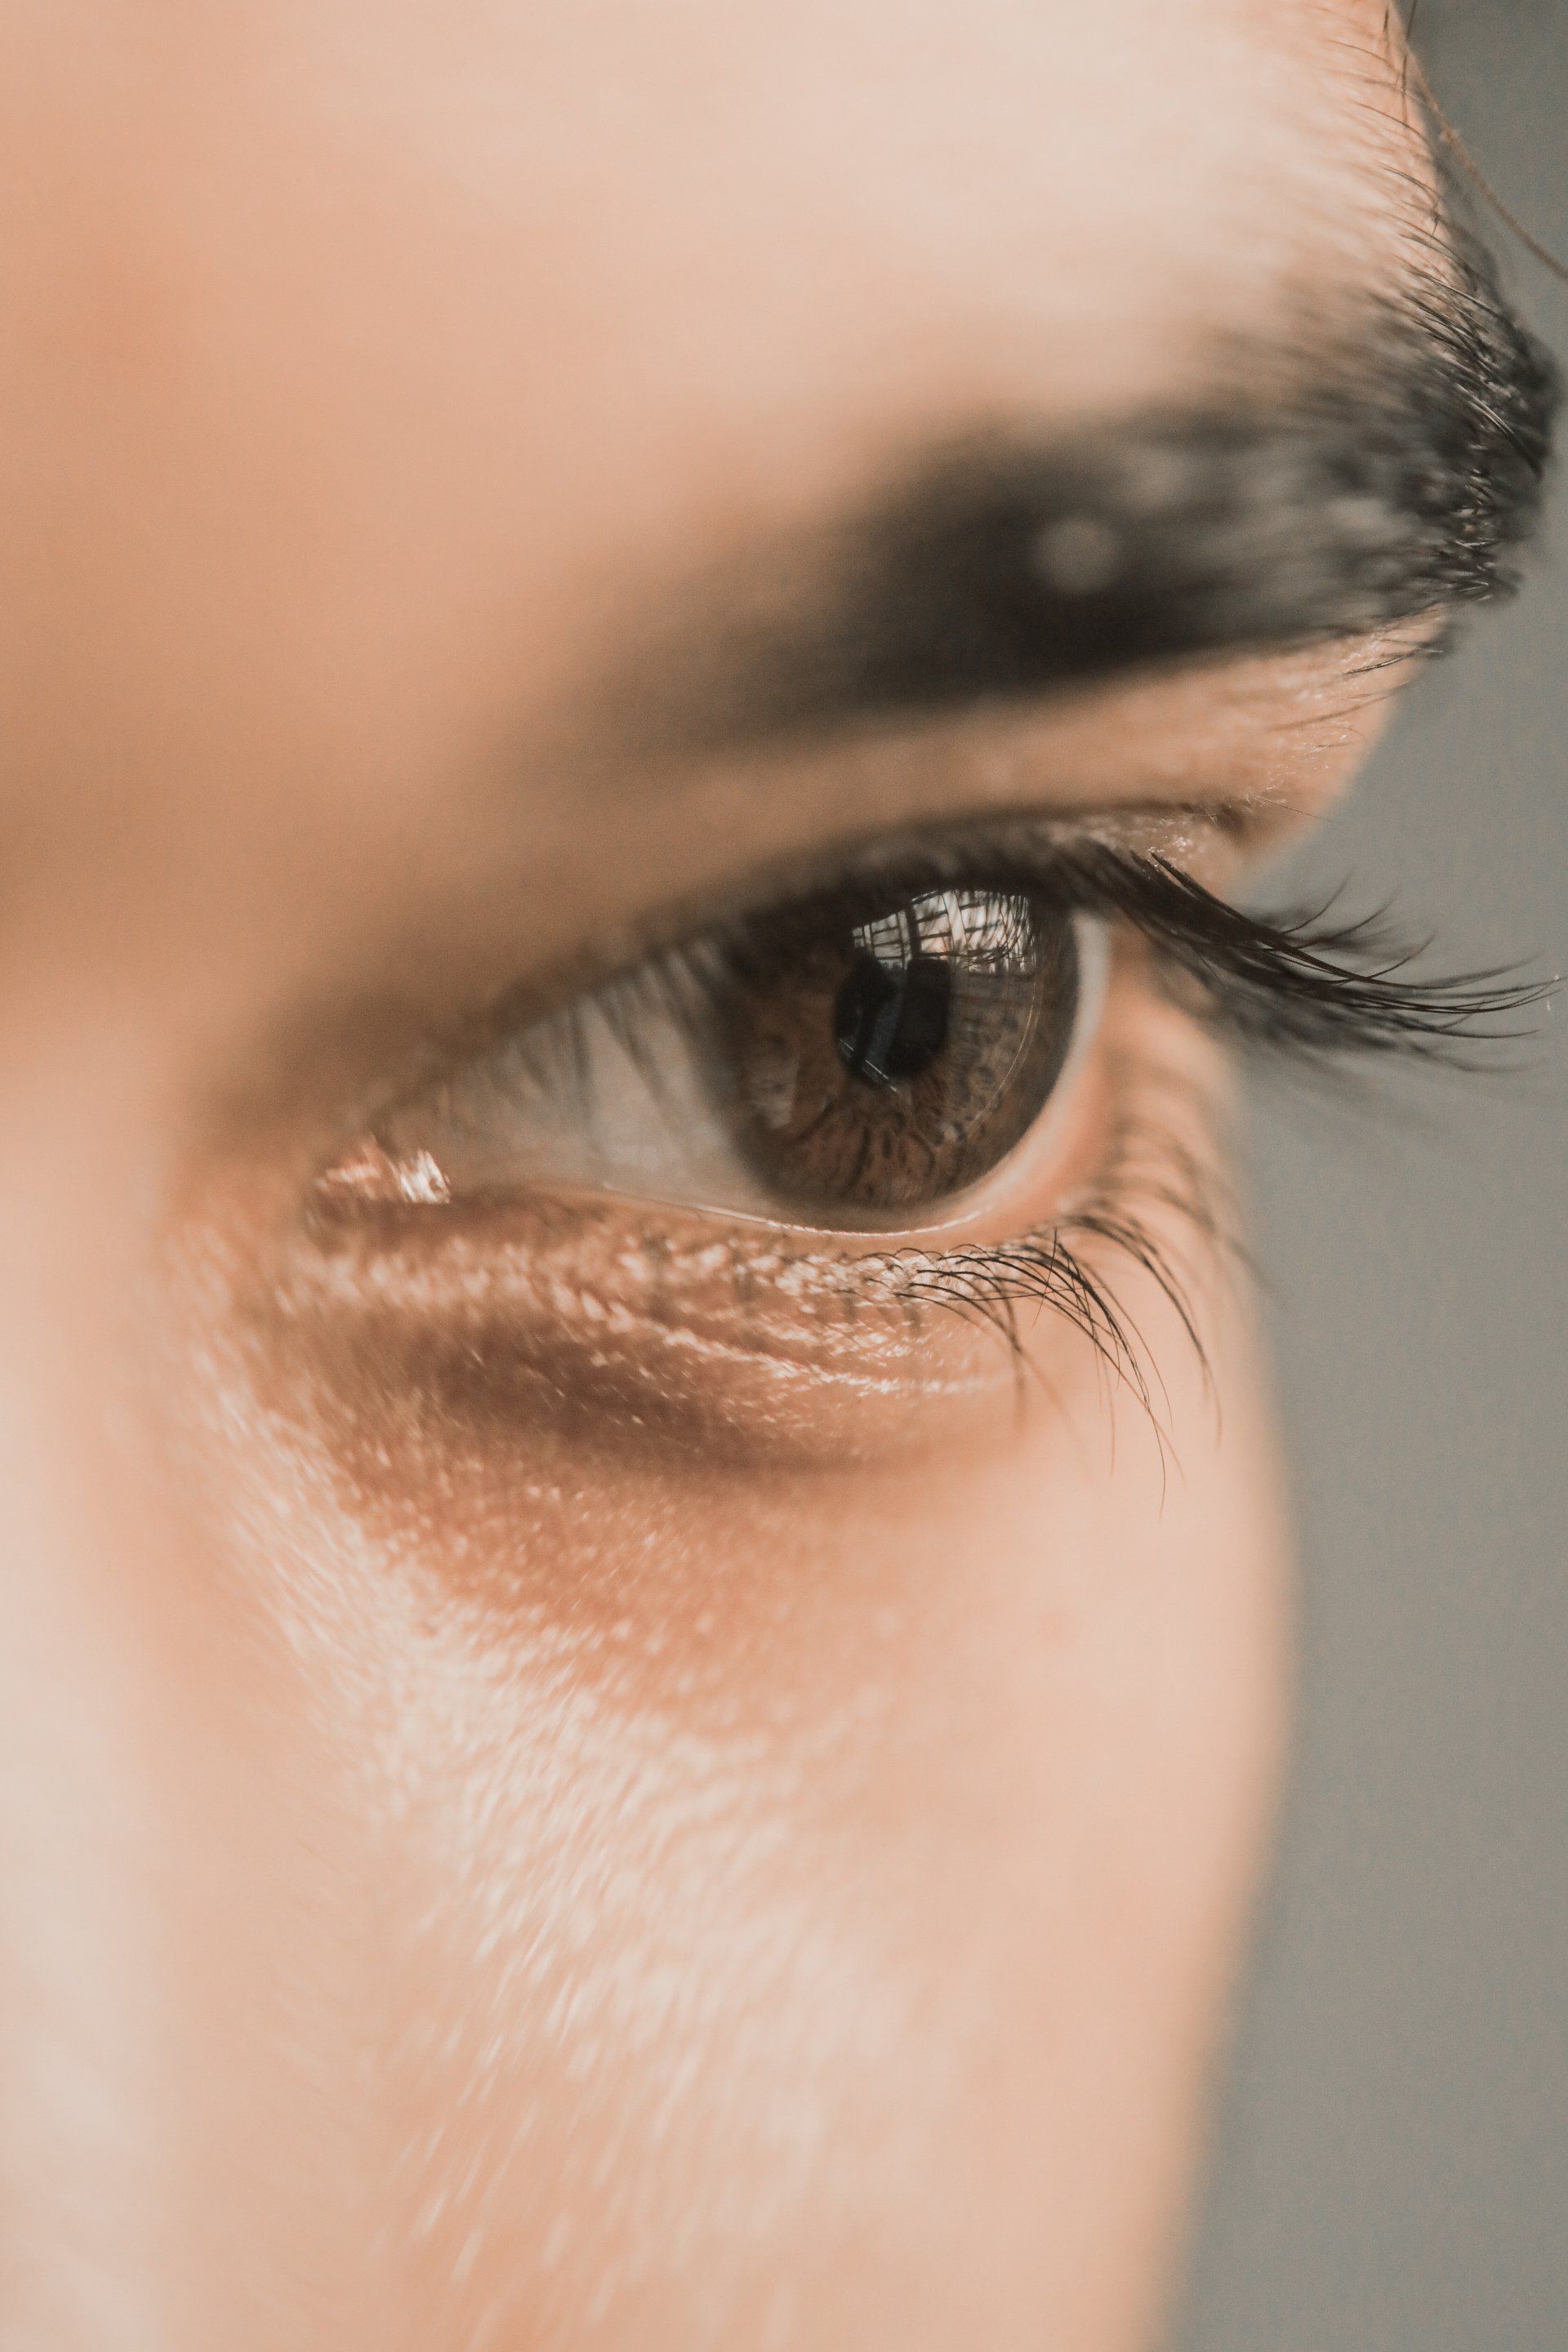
[1172,7,1568,2349]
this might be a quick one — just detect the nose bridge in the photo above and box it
[0,1043,195,2337]
[0,1013,388,2350]
[0,1355,176,2350]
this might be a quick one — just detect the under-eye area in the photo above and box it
[280,824,1551,1463]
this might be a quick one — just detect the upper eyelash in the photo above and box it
[614,838,1552,1076]
[1056,844,1552,1065]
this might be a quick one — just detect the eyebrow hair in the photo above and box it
[668,228,1558,744]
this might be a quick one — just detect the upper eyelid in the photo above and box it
[348,808,1282,1145]
[470,800,1245,1044]
[602,842,1549,1082]
[278,630,1396,1131]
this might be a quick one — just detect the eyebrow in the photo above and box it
[657,227,1557,746]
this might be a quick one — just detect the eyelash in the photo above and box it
[562,838,1546,1404]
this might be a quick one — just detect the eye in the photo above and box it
[321,877,1107,1236]
[313,828,1540,1276]
[298,833,1541,1461]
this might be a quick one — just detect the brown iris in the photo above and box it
[715,884,1082,1218]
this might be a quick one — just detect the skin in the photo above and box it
[0,3,1488,2347]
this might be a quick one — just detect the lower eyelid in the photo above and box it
[265,990,1227,1472]
[271,1192,1013,1472]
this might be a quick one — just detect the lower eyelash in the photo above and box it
[822,1040,1232,1437]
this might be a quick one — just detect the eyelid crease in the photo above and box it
[454,800,1239,1056]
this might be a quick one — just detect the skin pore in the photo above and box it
[0,3,1553,2349]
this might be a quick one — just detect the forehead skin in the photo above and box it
[0,6,1459,2352]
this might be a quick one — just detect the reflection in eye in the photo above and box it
[333,879,1107,1235]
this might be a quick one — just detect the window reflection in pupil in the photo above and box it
[834,949,953,1087]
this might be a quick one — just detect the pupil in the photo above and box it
[833,947,954,1087]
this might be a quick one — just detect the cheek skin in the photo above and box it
[0,1024,1287,2352]
[162,1098,1291,2352]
